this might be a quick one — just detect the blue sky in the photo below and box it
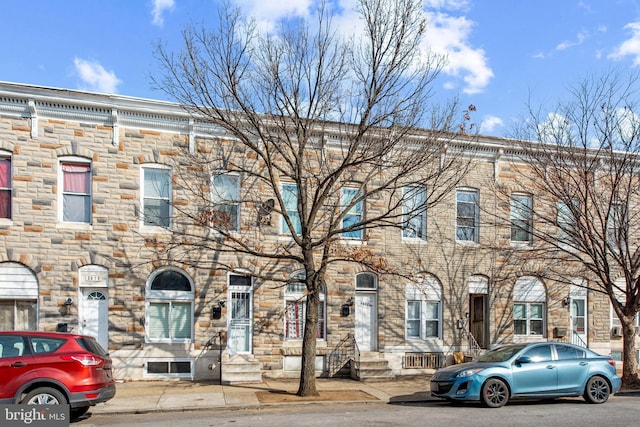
[2,0,640,138]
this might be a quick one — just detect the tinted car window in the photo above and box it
[76,336,108,356]
[0,335,26,357]
[474,344,527,362]
[555,344,585,360]
[522,345,552,362]
[30,337,66,354]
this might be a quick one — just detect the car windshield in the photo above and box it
[473,344,527,362]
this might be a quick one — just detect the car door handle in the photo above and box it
[11,362,27,367]
[579,362,588,366]
[546,365,556,369]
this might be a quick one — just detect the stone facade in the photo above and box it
[0,82,632,382]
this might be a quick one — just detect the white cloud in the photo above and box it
[229,0,492,95]
[424,11,493,94]
[609,22,640,66]
[151,0,175,26]
[556,31,587,51]
[480,115,504,134]
[73,58,122,94]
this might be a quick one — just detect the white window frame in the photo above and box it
[144,358,193,379]
[405,275,442,340]
[140,164,172,229]
[513,276,546,339]
[456,188,479,243]
[402,185,427,240]
[510,193,532,244]
[284,271,326,341]
[558,199,578,246]
[58,156,92,224]
[211,172,241,232]
[145,267,194,344]
[341,187,364,239]
[281,183,301,235]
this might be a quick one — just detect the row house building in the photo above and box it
[0,81,634,382]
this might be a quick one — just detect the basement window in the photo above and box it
[145,358,193,378]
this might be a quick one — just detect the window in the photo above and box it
[146,359,193,378]
[0,155,11,219]
[60,160,91,223]
[281,183,301,234]
[513,276,546,337]
[356,272,377,290]
[607,201,626,249]
[555,344,586,360]
[510,193,532,243]
[285,271,325,340]
[342,187,363,239]
[558,200,578,245]
[146,268,193,343]
[521,344,552,362]
[403,186,426,239]
[456,189,479,242]
[0,300,37,330]
[142,165,172,227]
[211,173,240,231]
[405,274,442,339]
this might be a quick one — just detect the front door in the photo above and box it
[227,274,253,354]
[570,296,587,346]
[79,288,108,350]
[355,293,377,351]
[469,294,486,348]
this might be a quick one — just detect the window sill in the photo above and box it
[140,225,172,234]
[56,222,93,231]
[510,241,533,249]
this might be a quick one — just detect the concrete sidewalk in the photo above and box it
[90,377,433,415]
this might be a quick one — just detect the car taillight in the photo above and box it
[61,354,104,367]
[607,358,616,367]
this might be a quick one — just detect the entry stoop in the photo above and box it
[351,351,395,382]
[220,353,262,384]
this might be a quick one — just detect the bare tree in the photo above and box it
[505,70,640,388]
[151,0,473,396]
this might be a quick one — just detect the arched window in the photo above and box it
[406,273,442,339]
[146,268,194,342]
[285,271,325,340]
[513,276,546,337]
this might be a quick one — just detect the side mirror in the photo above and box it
[515,356,531,365]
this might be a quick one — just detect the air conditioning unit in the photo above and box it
[611,326,623,337]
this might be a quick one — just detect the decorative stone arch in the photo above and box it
[55,145,95,160]
[0,261,39,330]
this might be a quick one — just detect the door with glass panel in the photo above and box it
[227,275,253,354]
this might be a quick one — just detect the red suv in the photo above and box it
[0,331,116,420]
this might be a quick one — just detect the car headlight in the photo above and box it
[455,368,484,378]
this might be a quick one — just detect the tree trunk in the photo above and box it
[621,320,640,388]
[297,287,320,396]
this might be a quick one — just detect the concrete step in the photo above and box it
[221,353,262,385]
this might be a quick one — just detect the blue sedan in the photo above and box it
[430,342,621,407]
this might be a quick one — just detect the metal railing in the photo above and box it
[571,331,588,348]
[327,333,358,377]
[467,332,482,359]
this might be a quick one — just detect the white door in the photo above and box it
[228,290,252,354]
[80,289,108,350]
[355,293,377,351]
[570,296,587,346]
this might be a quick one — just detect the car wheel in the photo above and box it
[22,387,67,405]
[584,375,610,404]
[71,405,91,420]
[481,378,509,408]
